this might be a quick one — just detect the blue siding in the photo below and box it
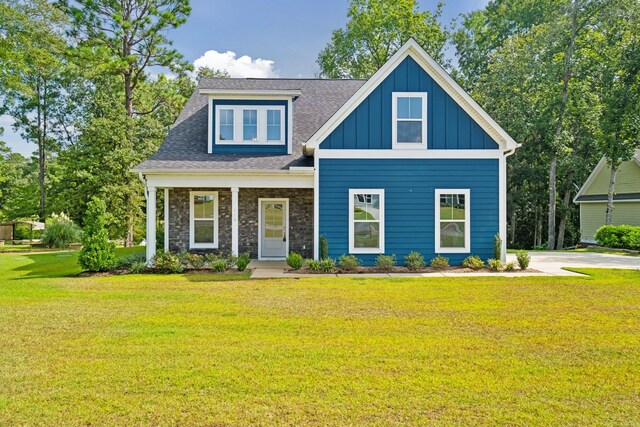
[318,158,499,265]
[211,99,288,154]
[320,56,500,150]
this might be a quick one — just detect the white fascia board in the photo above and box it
[576,199,640,204]
[573,157,607,203]
[144,171,314,189]
[316,149,502,159]
[199,89,301,97]
[305,39,519,153]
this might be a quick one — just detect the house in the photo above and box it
[134,39,520,265]
[574,151,640,243]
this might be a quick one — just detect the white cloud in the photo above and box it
[193,50,278,78]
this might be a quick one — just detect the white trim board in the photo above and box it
[144,173,313,189]
[348,189,385,254]
[305,39,519,153]
[258,198,289,260]
[199,89,301,97]
[316,149,502,159]
[435,189,471,254]
[214,104,286,146]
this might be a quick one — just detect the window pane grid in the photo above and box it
[437,191,468,250]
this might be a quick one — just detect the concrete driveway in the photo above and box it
[507,251,640,275]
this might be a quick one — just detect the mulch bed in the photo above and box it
[289,266,541,274]
[75,268,250,277]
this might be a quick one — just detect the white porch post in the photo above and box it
[146,186,157,263]
[164,188,169,252]
[231,187,239,256]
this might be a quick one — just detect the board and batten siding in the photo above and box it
[211,99,288,154]
[583,160,640,196]
[580,202,640,242]
[318,158,499,265]
[319,56,499,150]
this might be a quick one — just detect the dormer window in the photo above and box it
[392,92,427,149]
[214,104,285,145]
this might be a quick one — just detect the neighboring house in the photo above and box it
[134,39,520,264]
[574,151,640,243]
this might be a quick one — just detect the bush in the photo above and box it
[179,251,205,269]
[494,233,502,260]
[42,213,82,249]
[515,250,531,270]
[338,254,361,271]
[319,258,336,273]
[211,259,228,272]
[375,254,396,271]
[306,259,322,273]
[505,262,515,272]
[487,258,503,271]
[287,252,304,270]
[404,251,426,270]
[595,225,640,249]
[236,253,250,271]
[430,255,449,269]
[129,261,148,274]
[78,199,116,271]
[153,251,183,274]
[462,255,484,270]
[320,235,329,260]
[115,252,146,269]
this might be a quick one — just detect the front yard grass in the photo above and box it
[0,249,639,425]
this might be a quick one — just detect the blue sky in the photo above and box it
[1,0,489,156]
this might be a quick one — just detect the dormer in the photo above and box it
[200,88,300,155]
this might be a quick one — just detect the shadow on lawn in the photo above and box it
[7,251,82,280]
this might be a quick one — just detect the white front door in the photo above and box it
[260,199,288,259]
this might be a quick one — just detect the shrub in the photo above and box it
[595,225,640,249]
[338,254,361,271]
[375,254,396,271]
[430,255,449,269]
[515,250,531,270]
[494,233,502,260]
[320,235,329,260]
[180,251,205,269]
[403,251,426,270]
[78,199,116,271]
[211,259,228,272]
[287,252,304,270]
[115,252,146,269]
[42,213,82,249]
[129,261,148,274]
[487,258,503,271]
[629,228,640,250]
[306,259,322,273]
[236,253,250,271]
[319,258,336,273]
[505,262,515,272]
[153,251,183,274]
[462,255,485,270]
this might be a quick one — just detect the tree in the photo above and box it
[317,0,447,78]
[79,197,116,272]
[0,0,69,221]
[62,0,191,245]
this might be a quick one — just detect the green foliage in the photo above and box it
[462,255,485,270]
[42,212,81,249]
[211,260,228,272]
[129,260,148,274]
[78,198,116,271]
[516,250,531,270]
[320,235,329,260]
[153,251,183,274]
[595,225,640,250]
[115,252,146,269]
[505,262,515,272]
[429,255,449,269]
[178,251,205,269]
[287,252,304,270]
[404,251,425,270]
[375,254,396,271]
[338,254,361,270]
[305,259,322,273]
[235,253,250,272]
[486,258,504,271]
[318,0,447,78]
[493,234,502,260]
[319,258,337,273]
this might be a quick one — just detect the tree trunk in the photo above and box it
[605,161,619,225]
[36,78,46,222]
[547,0,579,250]
[556,171,574,249]
[124,69,135,247]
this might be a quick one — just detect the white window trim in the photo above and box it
[214,104,285,146]
[435,189,470,253]
[392,92,427,149]
[189,191,219,249]
[348,189,385,254]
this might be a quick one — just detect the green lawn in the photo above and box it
[1,250,639,425]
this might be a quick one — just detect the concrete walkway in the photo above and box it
[249,252,639,279]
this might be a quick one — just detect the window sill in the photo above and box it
[215,140,285,146]
[435,247,470,254]
[392,142,427,149]
[349,247,385,254]
[190,243,219,250]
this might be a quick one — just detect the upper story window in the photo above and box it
[392,92,427,149]
[214,105,285,145]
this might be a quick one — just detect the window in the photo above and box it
[267,109,281,141]
[435,189,470,253]
[349,189,384,253]
[214,104,285,145]
[190,191,218,249]
[392,92,427,149]
[219,109,234,141]
[243,109,258,141]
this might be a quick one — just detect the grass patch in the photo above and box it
[0,250,639,425]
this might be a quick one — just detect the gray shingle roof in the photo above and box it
[134,78,366,172]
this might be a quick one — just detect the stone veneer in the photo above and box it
[167,187,313,258]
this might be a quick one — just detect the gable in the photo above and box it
[583,157,640,196]
[320,56,499,150]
